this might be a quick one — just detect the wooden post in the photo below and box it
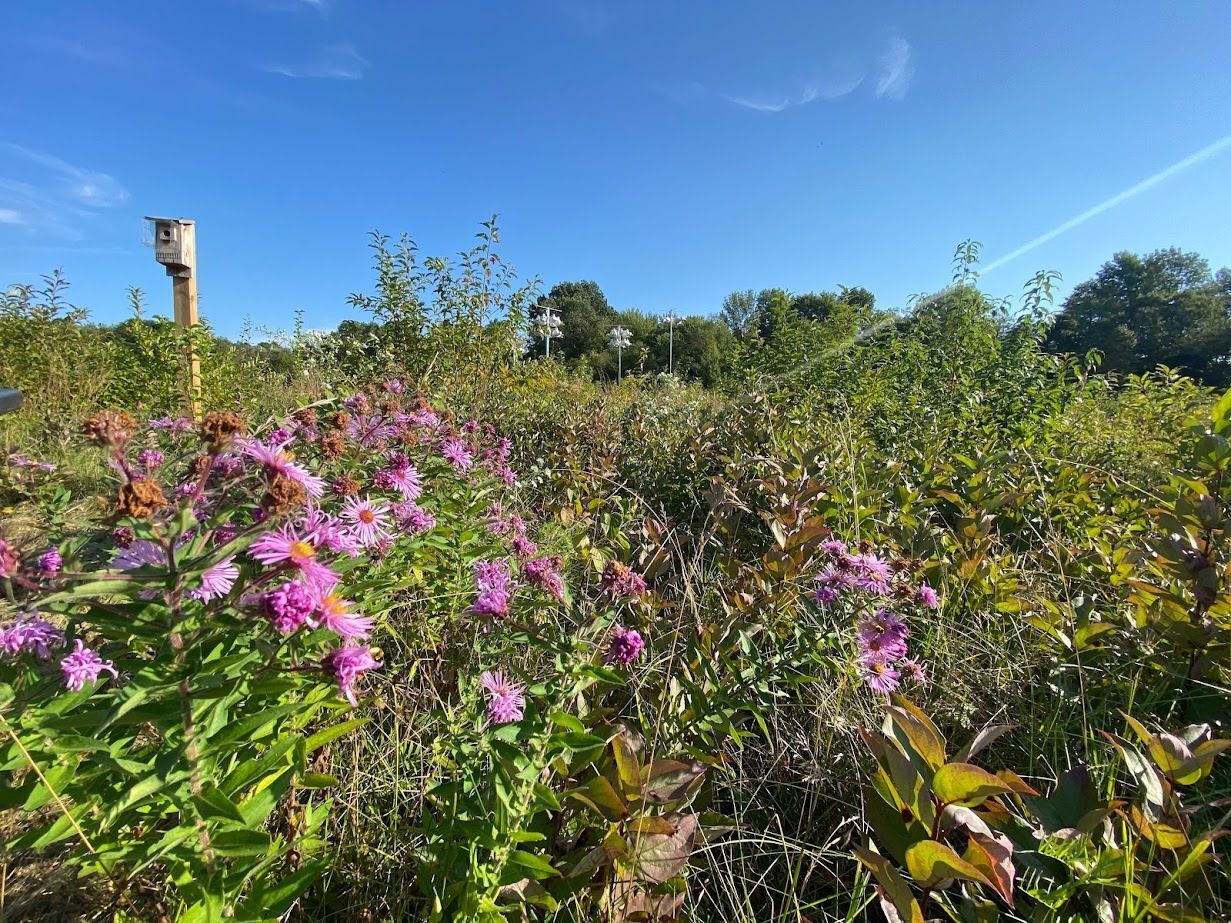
[171,220,201,419]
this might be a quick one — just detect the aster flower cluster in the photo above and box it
[1,616,117,693]
[810,538,938,696]
[601,561,648,599]
[606,625,645,666]
[468,560,515,619]
[523,555,565,602]
[480,670,526,724]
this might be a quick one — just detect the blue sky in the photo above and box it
[2,1,1229,338]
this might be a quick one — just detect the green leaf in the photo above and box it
[885,696,946,772]
[933,762,1015,808]
[853,844,924,923]
[302,717,368,752]
[240,859,327,917]
[904,839,994,890]
[299,772,340,789]
[502,849,560,881]
[193,786,247,824]
[210,828,274,857]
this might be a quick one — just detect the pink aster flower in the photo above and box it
[236,437,325,497]
[440,437,474,472]
[601,562,647,599]
[262,581,316,634]
[341,495,392,548]
[523,555,565,602]
[480,670,525,724]
[316,592,374,641]
[392,500,436,534]
[468,560,513,619]
[848,552,893,596]
[821,538,848,557]
[374,463,422,500]
[900,658,928,685]
[860,657,901,695]
[61,640,118,691]
[607,625,645,666]
[0,616,63,659]
[302,507,361,557]
[137,448,165,471]
[188,556,238,602]
[511,534,538,559]
[384,378,405,394]
[37,548,63,575]
[249,524,339,593]
[916,584,940,610]
[322,645,381,707]
[856,609,910,663]
[114,540,168,571]
[0,537,18,578]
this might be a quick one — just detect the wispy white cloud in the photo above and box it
[24,36,130,68]
[723,73,865,113]
[4,144,129,207]
[0,208,24,225]
[874,35,914,100]
[267,42,367,79]
[981,132,1231,276]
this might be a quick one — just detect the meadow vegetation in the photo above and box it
[0,225,1228,922]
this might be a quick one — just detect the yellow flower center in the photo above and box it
[289,540,315,562]
[358,509,375,524]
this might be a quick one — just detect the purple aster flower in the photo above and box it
[468,560,513,619]
[480,670,525,724]
[236,437,326,498]
[111,526,134,548]
[375,463,422,500]
[262,581,316,634]
[0,616,63,659]
[848,552,894,596]
[250,525,339,593]
[341,495,392,548]
[316,592,374,640]
[188,556,238,602]
[860,657,901,695]
[60,640,118,691]
[512,534,538,559]
[392,501,436,534]
[37,548,63,575]
[601,562,647,599]
[213,523,240,546]
[900,658,928,685]
[607,625,645,666]
[856,610,910,663]
[812,585,840,607]
[343,394,370,413]
[384,378,405,394]
[268,427,292,444]
[322,645,381,707]
[301,508,362,557]
[916,584,940,610]
[820,538,848,557]
[114,540,168,571]
[523,555,565,602]
[137,448,165,471]
[440,437,474,472]
[0,537,17,578]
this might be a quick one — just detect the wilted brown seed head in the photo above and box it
[329,411,350,429]
[378,399,399,416]
[330,476,360,496]
[294,407,318,426]
[82,410,137,447]
[189,454,213,478]
[115,479,167,519]
[263,475,307,515]
[201,411,247,448]
[320,430,346,460]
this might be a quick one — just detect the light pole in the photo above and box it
[662,310,679,374]
[532,307,564,359]
[608,326,631,382]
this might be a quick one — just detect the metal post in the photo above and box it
[663,311,679,375]
[608,326,631,383]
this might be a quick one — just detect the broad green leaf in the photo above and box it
[904,839,994,890]
[853,844,924,923]
[933,762,1015,808]
[302,717,368,752]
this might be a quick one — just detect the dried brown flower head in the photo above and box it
[201,411,247,448]
[82,410,137,447]
[320,430,346,460]
[262,475,307,515]
[116,479,167,519]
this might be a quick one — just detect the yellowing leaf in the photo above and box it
[933,762,1015,808]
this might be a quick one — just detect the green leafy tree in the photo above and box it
[1046,248,1231,385]
[718,289,758,340]
[532,280,616,361]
